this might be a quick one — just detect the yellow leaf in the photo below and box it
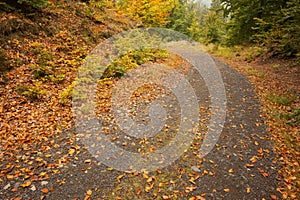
[117,174,124,183]
[224,188,230,192]
[145,186,151,192]
[146,177,153,183]
[84,159,91,163]
[246,187,251,193]
[20,181,31,187]
[142,173,149,179]
[7,174,15,179]
[189,177,196,184]
[68,149,75,156]
[36,157,43,162]
[86,189,92,196]
[159,181,168,187]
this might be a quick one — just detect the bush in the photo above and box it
[17,0,48,8]
[0,50,11,72]
[101,49,169,79]
[1,0,48,13]
[16,84,46,100]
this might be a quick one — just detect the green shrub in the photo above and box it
[282,106,300,126]
[0,2,15,12]
[30,64,51,79]
[49,74,65,83]
[101,49,169,79]
[0,50,10,72]
[37,50,55,65]
[268,93,296,106]
[16,84,46,100]
[59,85,73,104]
[59,81,86,104]
[17,0,48,8]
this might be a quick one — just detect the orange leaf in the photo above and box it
[20,181,31,187]
[41,188,49,194]
[246,187,251,193]
[224,188,230,192]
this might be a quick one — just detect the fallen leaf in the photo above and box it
[68,149,75,156]
[224,188,230,192]
[7,174,15,179]
[20,181,32,187]
[246,187,251,193]
[245,163,254,168]
[87,189,92,196]
[41,188,49,194]
[117,174,124,183]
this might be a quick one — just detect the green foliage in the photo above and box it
[29,42,45,54]
[0,2,16,12]
[268,93,296,106]
[30,64,50,79]
[29,48,56,80]
[253,0,300,57]
[59,82,76,104]
[200,2,225,44]
[281,106,300,126]
[1,0,48,11]
[49,74,65,83]
[37,50,55,65]
[59,80,87,104]
[17,0,48,8]
[102,49,169,79]
[0,49,11,72]
[166,0,204,40]
[219,0,299,57]
[16,84,46,100]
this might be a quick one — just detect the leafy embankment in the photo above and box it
[0,0,138,190]
[207,45,300,199]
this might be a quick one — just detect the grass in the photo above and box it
[205,44,264,62]
[244,66,266,78]
[268,92,297,106]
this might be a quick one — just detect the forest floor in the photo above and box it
[0,1,299,199]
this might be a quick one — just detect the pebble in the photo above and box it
[3,183,10,190]
[191,165,201,172]
[30,184,36,191]
[41,181,48,186]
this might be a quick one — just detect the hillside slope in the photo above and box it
[0,0,136,188]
